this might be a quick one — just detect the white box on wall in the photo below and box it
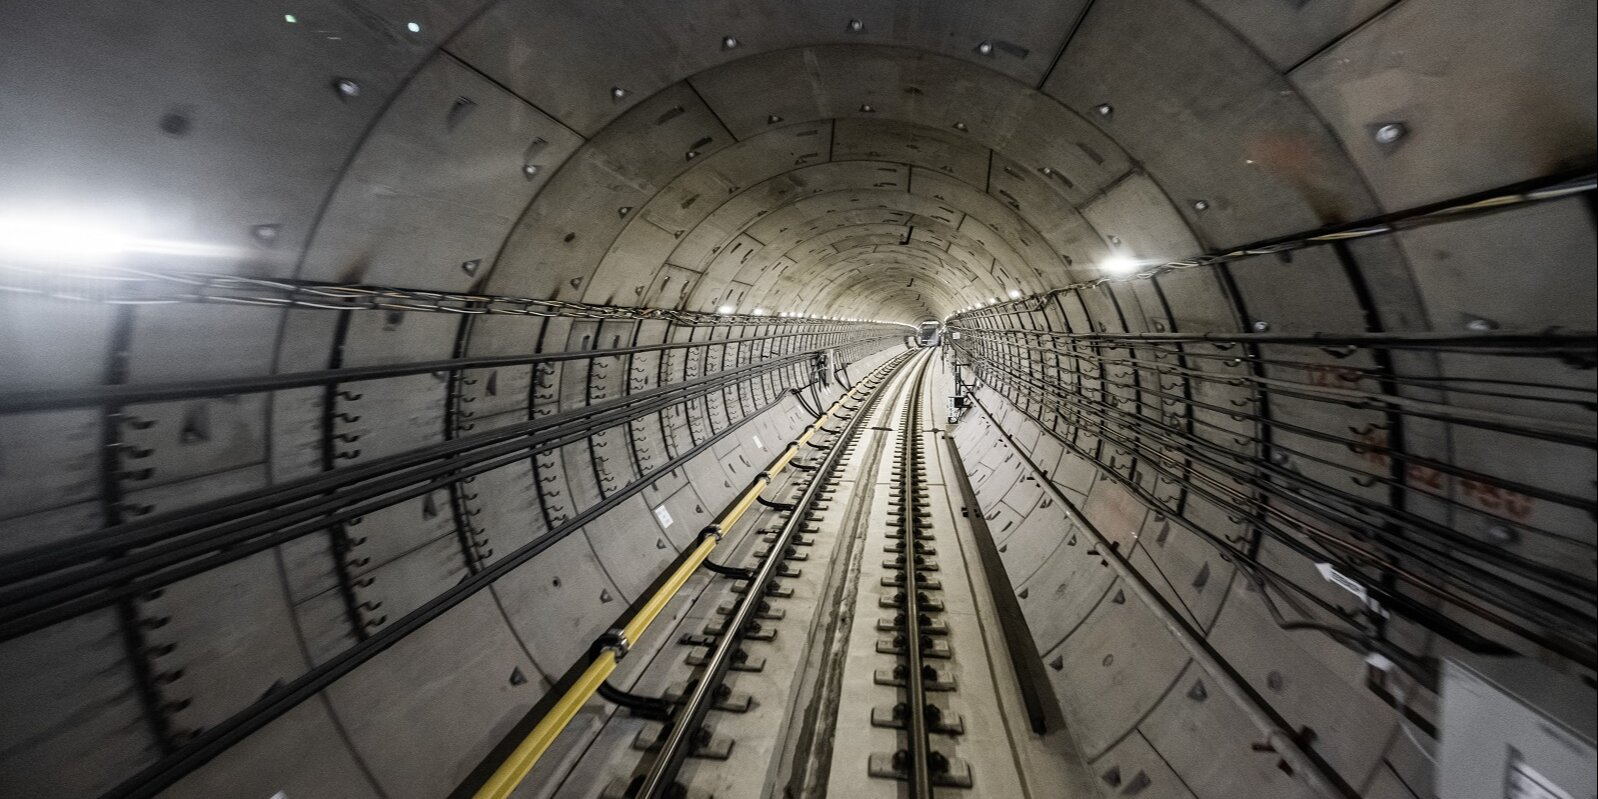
[1439,655,1596,799]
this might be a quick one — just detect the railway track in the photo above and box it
[868,348,971,795]
[478,346,1080,799]
[574,348,1015,799]
[613,351,919,798]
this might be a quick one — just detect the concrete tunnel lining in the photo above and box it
[0,1,1594,798]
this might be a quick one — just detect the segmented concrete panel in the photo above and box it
[1194,0,1391,71]
[1292,0,1597,209]
[1137,663,1317,799]
[127,304,283,383]
[583,497,676,602]
[0,297,118,392]
[1015,516,1119,654]
[301,54,583,291]
[163,697,382,799]
[141,548,311,730]
[1047,0,1377,249]
[326,592,548,799]
[1,0,1592,795]
[1206,562,1400,781]
[0,611,157,797]
[1040,577,1194,758]
[491,529,627,680]
[1131,513,1236,632]
[1086,729,1199,799]
[0,0,446,276]
[0,410,101,521]
[993,499,1061,586]
[469,459,549,562]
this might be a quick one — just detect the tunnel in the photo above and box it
[1,2,1595,798]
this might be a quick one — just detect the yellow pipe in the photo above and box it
[620,534,717,643]
[473,364,887,799]
[475,652,618,799]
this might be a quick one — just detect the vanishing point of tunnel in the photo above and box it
[1,2,1595,799]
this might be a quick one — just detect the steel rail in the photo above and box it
[97,375,819,799]
[631,352,920,799]
[478,352,913,799]
[897,352,936,798]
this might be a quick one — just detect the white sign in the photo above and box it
[1315,562,1387,616]
[1314,562,1367,603]
[653,505,674,528]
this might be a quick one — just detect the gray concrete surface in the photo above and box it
[0,2,1593,798]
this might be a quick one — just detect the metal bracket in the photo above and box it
[595,628,631,660]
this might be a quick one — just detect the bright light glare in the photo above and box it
[1007,288,1022,299]
[716,304,736,315]
[406,21,421,32]
[1100,255,1142,275]
[751,308,766,315]
[0,216,129,264]
[0,213,247,267]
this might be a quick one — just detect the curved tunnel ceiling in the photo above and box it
[421,37,1371,323]
[7,0,1477,324]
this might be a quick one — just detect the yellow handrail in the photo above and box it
[471,367,882,799]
